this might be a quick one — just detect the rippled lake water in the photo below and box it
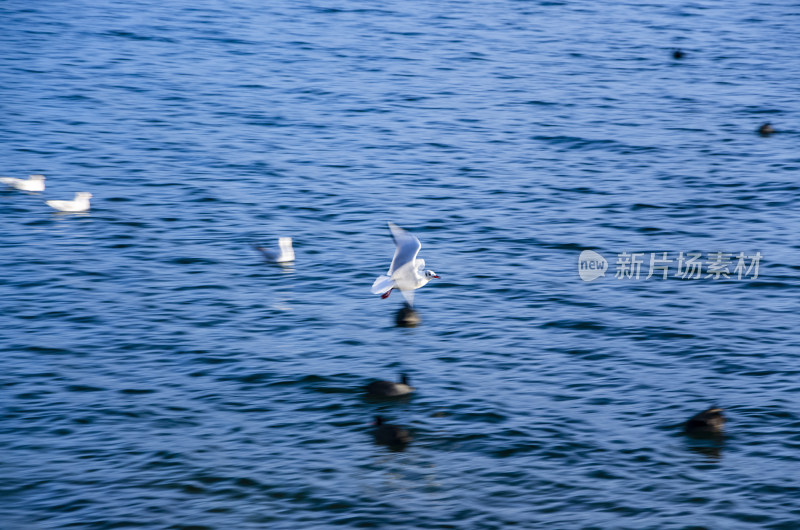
[2,0,799,528]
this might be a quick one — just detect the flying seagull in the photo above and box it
[0,174,45,192]
[371,222,439,306]
[46,192,92,212]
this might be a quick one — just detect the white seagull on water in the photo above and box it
[46,192,92,212]
[371,222,439,306]
[255,237,295,263]
[0,174,46,192]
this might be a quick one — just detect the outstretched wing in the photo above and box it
[399,288,415,306]
[387,222,421,275]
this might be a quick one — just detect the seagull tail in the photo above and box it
[371,275,395,295]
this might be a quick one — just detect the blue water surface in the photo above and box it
[2,0,799,528]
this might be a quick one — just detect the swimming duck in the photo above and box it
[365,374,415,397]
[758,123,775,136]
[395,303,421,327]
[684,407,725,437]
[372,416,412,446]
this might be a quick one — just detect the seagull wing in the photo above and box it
[399,288,415,306]
[254,245,279,261]
[387,222,421,275]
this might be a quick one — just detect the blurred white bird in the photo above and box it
[371,222,439,306]
[0,174,46,192]
[46,192,92,212]
[255,237,295,263]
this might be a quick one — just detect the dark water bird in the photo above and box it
[372,416,412,446]
[672,49,685,59]
[396,303,421,327]
[371,222,439,305]
[684,407,726,437]
[758,122,775,136]
[366,374,415,397]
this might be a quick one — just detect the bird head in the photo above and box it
[425,270,440,279]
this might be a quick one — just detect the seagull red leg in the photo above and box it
[381,289,393,299]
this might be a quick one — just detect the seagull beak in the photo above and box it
[433,275,440,279]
